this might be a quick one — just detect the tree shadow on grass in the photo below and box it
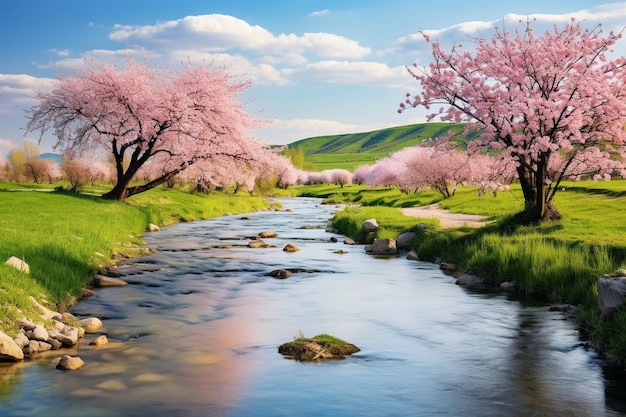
[561,186,626,199]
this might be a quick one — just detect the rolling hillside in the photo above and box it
[287,122,471,171]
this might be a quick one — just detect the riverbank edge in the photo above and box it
[327,203,626,369]
[0,192,281,349]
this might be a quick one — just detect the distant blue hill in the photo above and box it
[40,153,61,164]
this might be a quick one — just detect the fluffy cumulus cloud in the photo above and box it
[105,14,381,88]
[109,14,371,61]
[0,74,55,112]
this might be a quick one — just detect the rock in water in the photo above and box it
[90,335,109,346]
[56,355,84,370]
[93,275,128,287]
[278,334,360,361]
[268,270,293,279]
[0,330,24,362]
[79,317,103,333]
[283,243,300,252]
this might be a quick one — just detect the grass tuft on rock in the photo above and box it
[278,332,360,361]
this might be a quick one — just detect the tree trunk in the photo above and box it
[534,158,546,221]
[101,179,131,201]
[516,161,560,223]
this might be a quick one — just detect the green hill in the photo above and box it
[287,122,469,171]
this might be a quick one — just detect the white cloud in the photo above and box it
[49,49,71,57]
[0,74,56,112]
[310,9,330,17]
[394,2,626,55]
[109,14,371,61]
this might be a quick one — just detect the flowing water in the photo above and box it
[1,197,626,417]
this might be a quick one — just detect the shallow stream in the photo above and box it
[1,197,626,416]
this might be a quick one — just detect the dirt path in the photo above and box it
[401,203,491,229]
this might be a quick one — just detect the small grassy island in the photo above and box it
[278,332,360,361]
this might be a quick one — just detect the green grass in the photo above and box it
[299,180,626,365]
[0,184,272,336]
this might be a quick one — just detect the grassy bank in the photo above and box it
[0,183,273,336]
[297,182,626,365]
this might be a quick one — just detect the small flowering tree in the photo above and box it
[24,158,56,184]
[400,20,626,221]
[326,169,352,188]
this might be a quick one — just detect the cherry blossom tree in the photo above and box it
[25,57,266,201]
[352,165,373,185]
[82,158,112,186]
[264,153,303,188]
[25,158,56,184]
[326,169,352,188]
[362,158,401,189]
[400,19,626,221]
[61,157,90,192]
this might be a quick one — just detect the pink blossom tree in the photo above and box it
[266,154,303,188]
[375,143,472,197]
[362,158,401,189]
[400,20,626,222]
[82,158,112,186]
[25,57,265,201]
[326,169,353,188]
[352,165,373,185]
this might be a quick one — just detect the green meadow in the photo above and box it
[0,183,272,336]
[289,122,473,171]
[298,181,626,364]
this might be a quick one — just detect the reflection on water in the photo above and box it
[1,198,625,416]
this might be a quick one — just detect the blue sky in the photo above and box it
[1,0,624,156]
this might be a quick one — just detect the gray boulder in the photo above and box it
[406,251,420,261]
[268,270,293,279]
[455,273,486,288]
[31,324,49,342]
[51,326,80,347]
[363,219,379,234]
[13,332,29,349]
[598,277,626,316]
[395,232,417,250]
[366,238,398,255]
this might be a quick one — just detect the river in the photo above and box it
[1,197,626,416]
